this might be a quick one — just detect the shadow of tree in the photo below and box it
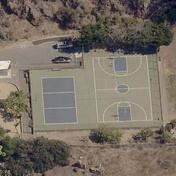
[88,130,98,143]
[0,102,14,122]
[0,108,14,122]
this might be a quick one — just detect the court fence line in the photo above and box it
[70,142,176,149]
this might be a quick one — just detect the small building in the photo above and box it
[0,61,11,78]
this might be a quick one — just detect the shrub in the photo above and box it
[6,31,14,41]
[160,130,173,144]
[165,123,173,132]
[0,31,5,40]
[0,127,7,137]
[133,129,154,141]
[0,136,17,157]
[0,9,5,18]
[170,119,176,128]
[55,7,78,29]
[93,125,123,143]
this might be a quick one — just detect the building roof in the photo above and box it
[0,61,11,70]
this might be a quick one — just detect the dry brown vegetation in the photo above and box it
[0,0,175,48]
[42,144,176,176]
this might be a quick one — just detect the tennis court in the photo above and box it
[30,53,162,132]
[42,77,77,124]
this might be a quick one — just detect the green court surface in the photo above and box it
[30,52,162,132]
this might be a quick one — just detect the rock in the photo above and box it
[41,8,54,18]
[74,156,87,170]
[77,159,86,169]
[89,164,105,174]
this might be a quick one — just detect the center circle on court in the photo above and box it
[116,84,129,94]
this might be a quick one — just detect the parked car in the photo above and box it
[51,56,71,64]
[56,40,73,49]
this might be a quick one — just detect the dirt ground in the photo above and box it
[43,145,176,176]
[158,27,176,121]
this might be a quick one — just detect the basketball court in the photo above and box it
[92,56,152,123]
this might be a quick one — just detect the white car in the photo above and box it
[56,41,73,49]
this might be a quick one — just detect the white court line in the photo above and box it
[92,58,99,123]
[43,91,74,94]
[45,121,78,125]
[113,57,128,77]
[97,56,142,77]
[45,107,76,110]
[96,87,149,91]
[42,76,74,79]
[102,101,148,122]
[41,76,78,124]
[117,102,132,121]
[116,84,129,94]
[73,76,78,123]
[99,120,153,123]
[41,78,46,124]
[146,56,154,120]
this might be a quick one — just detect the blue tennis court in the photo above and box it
[114,57,127,72]
[42,77,77,124]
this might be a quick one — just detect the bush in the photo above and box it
[93,125,123,143]
[55,7,78,29]
[133,129,154,141]
[170,119,176,128]
[6,31,14,41]
[160,130,173,144]
[0,127,7,137]
[0,136,17,157]
[165,123,173,132]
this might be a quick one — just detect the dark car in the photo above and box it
[51,56,71,64]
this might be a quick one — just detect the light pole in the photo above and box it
[81,34,84,68]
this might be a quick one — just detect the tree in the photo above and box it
[0,90,30,121]
[3,137,71,175]
[93,125,123,143]
[29,137,70,173]
[79,23,110,46]
[123,21,173,48]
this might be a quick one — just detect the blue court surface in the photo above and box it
[114,57,127,72]
[42,77,77,124]
[116,84,129,93]
[118,106,131,121]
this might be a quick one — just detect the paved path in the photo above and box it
[157,57,169,125]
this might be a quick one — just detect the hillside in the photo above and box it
[0,0,175,47]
